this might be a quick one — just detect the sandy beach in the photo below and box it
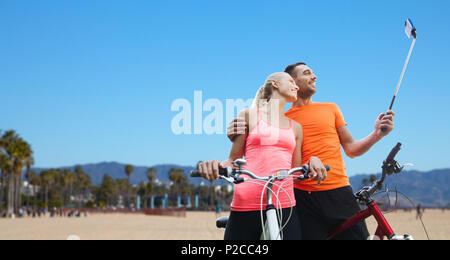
[0,210,448,240]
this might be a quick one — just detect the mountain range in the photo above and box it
[33,162,450,207]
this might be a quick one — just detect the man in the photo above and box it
[227,62,395,240]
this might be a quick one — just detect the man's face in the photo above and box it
[292,65,317,98]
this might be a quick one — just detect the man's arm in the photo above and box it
[338,110,395,158]
[227,118,247,142]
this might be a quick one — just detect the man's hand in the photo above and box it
[308,156,328,185]
[375,110,395,137]
[227,118,247,141]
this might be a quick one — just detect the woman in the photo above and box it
[198,72,326,240]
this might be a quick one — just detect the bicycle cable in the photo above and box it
[244,178,294,240]
[271,179,294,240]
[373,188,431,240]
[275,176,297,235]
[259,179,293,240]
[394,190,431,240]
[243,179,286,240]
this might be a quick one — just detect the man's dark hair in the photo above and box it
[284,62,306,77]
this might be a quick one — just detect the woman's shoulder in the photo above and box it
[291,119,303,133]
[291,119,302,129]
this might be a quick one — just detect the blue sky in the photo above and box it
[1,0,449,176]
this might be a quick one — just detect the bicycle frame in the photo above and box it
[216,177,286,240]
[328,143,413,240]
[327,201,395,240]
[237,165,318,240]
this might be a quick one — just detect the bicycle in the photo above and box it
[190,160,330,240]
[327,142,414,240]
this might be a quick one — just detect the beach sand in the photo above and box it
[0,210,448,240]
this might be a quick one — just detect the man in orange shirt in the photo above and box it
[228,62,395,240]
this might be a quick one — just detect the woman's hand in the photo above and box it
[197,159,233,181]
[308,156,328,185]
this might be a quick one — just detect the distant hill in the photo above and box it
[33,163,450,207]
[349,169,450,207]
[33,162,212,187]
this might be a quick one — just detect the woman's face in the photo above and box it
[274,74,299,103]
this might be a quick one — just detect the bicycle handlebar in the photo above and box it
[385,142,402,163]
[190,167,231,178]
[190,163,330,184]
[358,142,405,200]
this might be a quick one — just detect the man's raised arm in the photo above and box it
[338,110,395,158]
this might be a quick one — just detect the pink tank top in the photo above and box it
[231,110,297,211]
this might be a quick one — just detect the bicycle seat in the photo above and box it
[216,216,229,229]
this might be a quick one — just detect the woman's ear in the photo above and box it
[271,80,279,89]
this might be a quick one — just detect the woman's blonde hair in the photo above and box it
[251,72,288,108]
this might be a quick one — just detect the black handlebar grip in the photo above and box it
[190,170,202,178]
[386,142,402,162]
[303,165,330,175]
[190,167,229,178]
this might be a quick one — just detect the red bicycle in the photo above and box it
[327,142,413,240]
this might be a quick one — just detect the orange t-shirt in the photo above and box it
[285,102,350,191]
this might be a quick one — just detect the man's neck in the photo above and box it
[293,95,313,107]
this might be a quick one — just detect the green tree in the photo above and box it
[115,178,128,208]
[169,168,188,201]
[26,170,41,209]
[0,130,34,217]
[0,146,11,210]
[97,174,117,207]
[124,164,134,208]
[40,169,56,210]
[61,169,76,206]
[146,167,157,207]
[362,174,378,187]
[74,166,92,207]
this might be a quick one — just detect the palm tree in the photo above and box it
[0,130,34,217]
[115,178,128,208]
[169,168,187,203]
[0,144,9,210]
[147,167,157,203]
[14,145,33,214]
[26,170,41,209]
[98,174,117,207]
[74,166,92,207]
[124,164,134,208]
[40,169,56,210]
[61,169,76,206]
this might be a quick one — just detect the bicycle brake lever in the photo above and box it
[234,178,245,184]
[383,159,403,175]
[393,161,404,174]
[219,175,235,184]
